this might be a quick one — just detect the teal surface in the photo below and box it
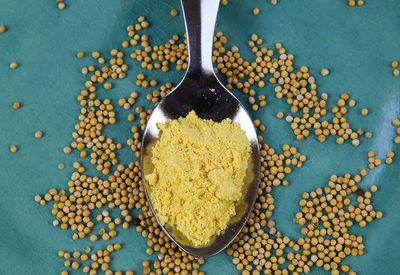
[0,0,399,274]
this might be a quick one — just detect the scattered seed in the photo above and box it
[0,25,7,33]
[285,115,293,123]
[71,262,80,270]
[9,62,19,70]
[364,131,373,138]
[352,139,360,146]
[10,145,18,153]
[252,7,260,16]
[76,51,85,59]
[348,99,357,107]
[12,101,21,109]
[104,83,112,90]
[320,68,330,76]
[360,108,369,116]
[170,9,178,17]
[63,146,72,154]
[57,3,65,10]
[35,130,44,139]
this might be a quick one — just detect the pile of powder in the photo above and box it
[145,111,251,247]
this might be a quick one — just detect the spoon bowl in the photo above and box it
[140,0,261,258]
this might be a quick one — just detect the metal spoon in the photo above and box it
[140,0,261,258]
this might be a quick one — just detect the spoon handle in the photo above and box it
[181,0,220,77]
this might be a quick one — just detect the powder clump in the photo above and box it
[145,111,251,247]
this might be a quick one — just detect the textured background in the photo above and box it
[0,0,399,274]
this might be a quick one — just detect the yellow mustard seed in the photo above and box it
[360,108,369,116]
[9,62,19,70]
[351,139,360,146]
[370,185,378,192]
[387,151,395,158]
[89,234,98,242]
[57,3,65,10]
[91,51,100,59]
[170,9,178,17]
[104,83,112,90]
[0,25,6,33]
[320,68,330,76]
[71,262,80,270]
[391,60,399,68]
[63,146,72,154]
[10,145,18,153]
[34,130,44,139]
[76,51,85,59]
[252,8,260,16]
[348,99,356,107]
[364,131,373,138]
[150,80,158,87]
[393,69,400,77]
[12,101,21,109]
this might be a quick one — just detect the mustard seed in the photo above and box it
[252,8,260,16]
[34,130,44,139]
[364,131,373,138]
[320,68,330,76]
[360,108,369,116]
[57,3,65,10]
[12,101,21,109]
[76,51,85,59]
[9,62,19,70]
[63,146,72,154]
[104,83,112,90]
[10,145,18,153]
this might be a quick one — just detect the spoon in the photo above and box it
[140,0,261,257]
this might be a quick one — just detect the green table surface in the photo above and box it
[0,0,399,274]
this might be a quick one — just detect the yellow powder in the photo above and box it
[145,111,251,247]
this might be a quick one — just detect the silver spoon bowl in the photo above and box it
[140,0,261,258]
